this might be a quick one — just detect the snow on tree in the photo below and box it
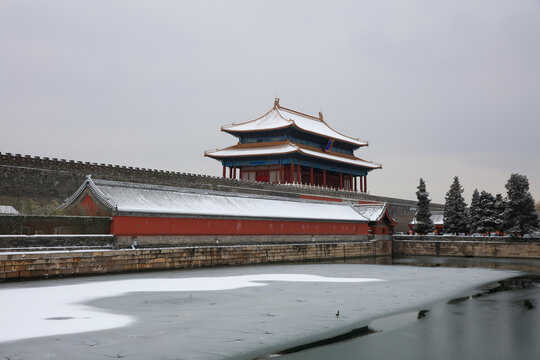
[504,174,539,235]
[476,191,497,235]
[443,176,468,234]
[469,189,481,234]
[415,178,434,234]
[493,194,506,234]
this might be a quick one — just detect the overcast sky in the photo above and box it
[1,0,539,204]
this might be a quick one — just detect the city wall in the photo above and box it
[0,240,392,280]
[0,152,441,231]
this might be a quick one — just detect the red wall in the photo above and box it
[371,225,389,235]
[111,216,370,236]
[80,195,109,217]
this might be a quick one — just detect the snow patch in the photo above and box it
[0,274,382,342]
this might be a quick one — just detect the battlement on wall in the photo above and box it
[0,152,220,180]
[0,151,403,201]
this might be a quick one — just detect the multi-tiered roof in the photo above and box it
[205,99,381,191]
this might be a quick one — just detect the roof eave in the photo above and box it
[60,175,118,213]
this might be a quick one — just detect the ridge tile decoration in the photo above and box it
[205,99,381,192]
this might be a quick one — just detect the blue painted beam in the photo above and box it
[221,155,370,176]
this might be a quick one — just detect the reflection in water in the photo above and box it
[392,255,540,272]
[312,255,540,273]
[277,258,540,360]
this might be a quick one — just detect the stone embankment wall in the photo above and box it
[0,240,392,280]
[393,236,540,258]
[0,152,443,231]
[114,234,373,248]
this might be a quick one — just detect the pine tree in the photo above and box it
[469,189,481,234]
[477,191,497,235]
[415,178,434,234]
[504,174,539,235]
[443,176,468,234]
[493,194,506,234]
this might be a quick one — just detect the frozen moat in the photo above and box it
[0,262,536,359]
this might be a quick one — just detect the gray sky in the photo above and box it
[1,0,539,204]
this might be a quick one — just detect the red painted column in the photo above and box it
[310,167,314,185]
[239,168,243,180]
[339,172,343,189]
[354,176,357,192]
[279,164,283,184]
[360,176,364,192]
[290,163,294,183]
[233,166,237,180]
[349,174,353,190]
[323,169,326,187]
[364,176,367,193]
[297,164,301,184]
[222,166,226,178]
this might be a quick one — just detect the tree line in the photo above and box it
[414,174,539,236]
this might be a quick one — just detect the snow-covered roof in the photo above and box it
[205,141,381,169]
[353,203,396,224]
[63,177,382,222]
[222,100,368,147]
[0,205,19,215]
[410,211,444,225]
[205,142,297,158]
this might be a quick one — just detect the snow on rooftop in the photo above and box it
[223,105,367,147]
[206,141,381,169]
[205,142,297,158]
[79,178,370,222]
[410,211,444,225]
[353,204,387,222]
[299,148,381,169]
[0,205,19,215]
[279,107,367,147]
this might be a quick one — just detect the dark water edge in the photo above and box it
[268,257,540,360]
[313,255,540,273]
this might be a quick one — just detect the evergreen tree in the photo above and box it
[415,178,434,234]
[504,174,539,235]
[443,176,468,234]
[469,189,481,234]
[493,194,506,234]
[477,191,497,235]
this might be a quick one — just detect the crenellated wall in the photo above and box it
[0,152,443,230]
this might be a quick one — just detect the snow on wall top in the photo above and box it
[68,177,372,222]
[222,102,368,147]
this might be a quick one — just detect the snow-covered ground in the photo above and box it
[0,264,519,360]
